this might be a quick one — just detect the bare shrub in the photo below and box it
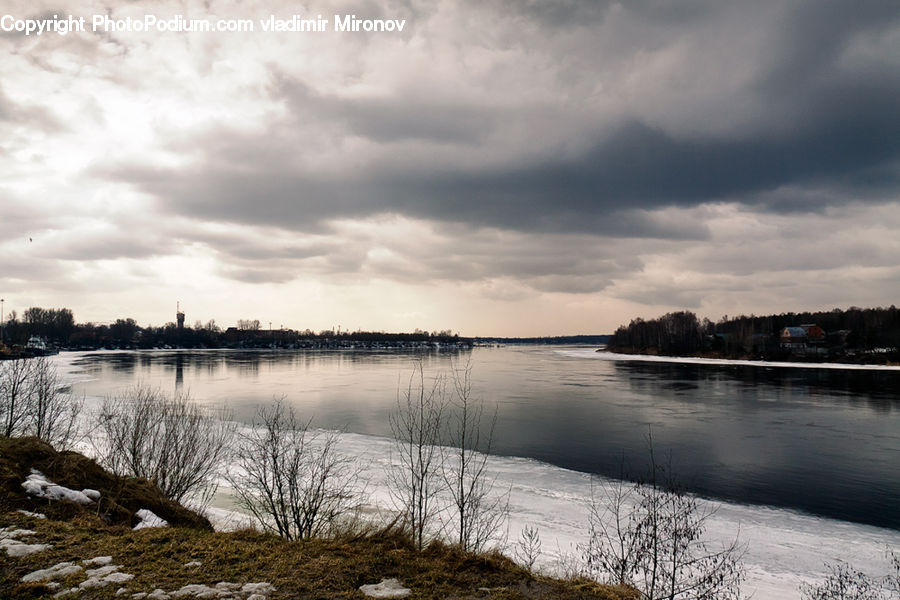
[584,475,642,586]
[801,552,900,600]
[442,360,508,552]
[388,362,446,550]
[1,358,35,437]
[228,400,361,540]
[26,356,82,449]
[801,563,884,600]
[516,524,543,573]
[582,443,745,600]
[1,357,81,448]
[96,385,234,508]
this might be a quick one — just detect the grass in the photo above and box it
[1,511,637,599]
[1,437,637,599]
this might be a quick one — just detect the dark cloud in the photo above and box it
[5,0,900,320]
[757,0,900,94]
[92,0,900,240]
[108,101,899,236]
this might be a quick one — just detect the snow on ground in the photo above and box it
[359,578,412,598]
[21,562,84,583]
[0,527,51,557]
[17,509,47,519]
[581,349,900,371]
[211,428,900,600]
[22,470,97,505]
[13,550,275,599]
[133,509,168,530]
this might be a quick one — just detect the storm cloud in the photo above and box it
[1,0,899,333]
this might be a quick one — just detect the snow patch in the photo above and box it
[240,582,275,596]
[22,469,96,505]
[215,582,241,591]
[16,509,47,519]
[2,539,52,557]
[183,560,202,568]
[84,556,114,566]
[22,561,84,582]
[170,584,219,598]
[2,527,50,556]
[85,564,121,578]
[134,509,168,530]
[106,572,135,584]
[359,578,412,598]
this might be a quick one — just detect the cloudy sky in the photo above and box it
[1,0,898,336]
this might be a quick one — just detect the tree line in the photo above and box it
[0,307,469,351]
[606,306,900,362]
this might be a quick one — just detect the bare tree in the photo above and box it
[26,356,82,449]
[441,360,508,552]
[582,440,745,600]
[1,358,33,437]
[96,385,235,508]
[388,362,446,550]
[0,357,81,448]
[228,400,361,540]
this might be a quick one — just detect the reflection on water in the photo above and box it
[67,346,900,530]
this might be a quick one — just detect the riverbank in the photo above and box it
[593,349,900,371]
[0,437,633,600]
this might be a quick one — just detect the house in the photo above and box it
[799,324,825,343]
[780,326,807,349]
[780,324,827,353]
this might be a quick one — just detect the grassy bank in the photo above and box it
[1,437,636,600]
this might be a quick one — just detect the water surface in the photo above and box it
[65,345,900,530]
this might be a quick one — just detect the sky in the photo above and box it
[1,0,899,336]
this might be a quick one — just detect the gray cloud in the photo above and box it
[272,75,494,145]
[3,0,900,329]
[95,0,900,240]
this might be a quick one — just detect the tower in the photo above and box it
[176,301,185,330]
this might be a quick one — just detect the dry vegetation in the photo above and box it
[1,437,637,600]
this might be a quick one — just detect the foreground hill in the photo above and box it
[1,437,635,600]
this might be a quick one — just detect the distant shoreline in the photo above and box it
[590,349,900,371]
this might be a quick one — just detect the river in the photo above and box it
[55,346,900,600]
